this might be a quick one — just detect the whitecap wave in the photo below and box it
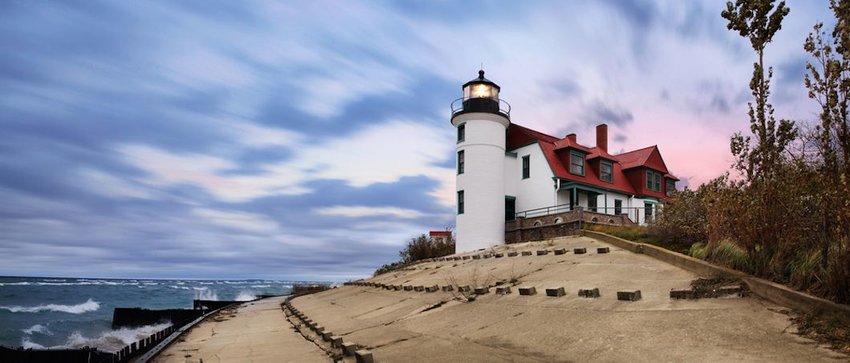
[195,288,218,301]
[21,337,46,349]
[0,282,31,286]
[0,298,100,314]
[22,324,52,335]
[235,291,257,301]
[250,285,270,288]
[20,323,171,353]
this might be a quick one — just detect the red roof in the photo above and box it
[429,231,452,236]
[506,123,675,197]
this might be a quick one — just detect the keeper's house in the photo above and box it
[451,71,677,252]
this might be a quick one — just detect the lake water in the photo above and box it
[0,276,322,352]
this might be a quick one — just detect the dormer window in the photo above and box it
[569,151,585,176]
[646,170,661,192]
[600,160,613,183]
[666,179,675,196]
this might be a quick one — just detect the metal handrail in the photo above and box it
[514,204,653,224]
[450,97,511,118]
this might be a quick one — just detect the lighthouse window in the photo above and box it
[457,150,465,174]
[521,155,530,179]
[570,151,585,176]
[457,124,465,143]
[457,190,464,214]
[600,160,613,183]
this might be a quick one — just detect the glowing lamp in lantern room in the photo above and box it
[453,70,508,117]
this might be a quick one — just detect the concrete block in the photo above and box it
[521,251,533,256]
[472,254,481,260]
[330,335,343,348]
[536,249,549,255]
[495,280,507,286]
[322,332,333,341]
[579,288,600,298]
[507,251,518,257]
[441,285,454,292]
[403,285,413,291]
[483,253,492,259]
[496,286,512,295]
[458,285,471,293]
[425,285,439,292]
[414,285,424,292]
[355,350,375,363]
[597,247,610,254]
[462,256,471,260]
[474,286,490,295]
[545,287,566,297]
[617,290,642,301]
[554,248,567,255]
[314,325,324,333]
[670,289,693,300]
[495,253,504,258]
[341,342,357,356]
[518,287,537,296]
[573,248,587,254]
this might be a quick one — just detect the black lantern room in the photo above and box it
[451,70,510,119]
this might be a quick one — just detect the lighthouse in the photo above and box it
[451,70,511,252]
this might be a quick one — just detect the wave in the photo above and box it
[0,282,31,286]
[195,288,218,301]
[22,324,52,335]
[0,298,100,314]
[235,291,257,301]
[21,337,46,349]
[20,323,171,353]
[250,285,270,288]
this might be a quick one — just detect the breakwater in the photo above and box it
[0,299,247,363]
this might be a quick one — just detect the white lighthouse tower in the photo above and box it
[451,70,510,252]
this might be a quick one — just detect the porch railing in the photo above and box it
[514,205,657,225]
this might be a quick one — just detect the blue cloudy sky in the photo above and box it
[0,0,834,280]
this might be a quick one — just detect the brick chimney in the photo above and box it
[596,124,608,152]
[566,133,577,144]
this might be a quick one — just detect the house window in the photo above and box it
[666,179,675,196]
[600,160,613,183]
[645,202,653,222]
[522,155,530,179]
[646,170,661,192]
[457,190,464,214]
[457,124,465,143]
[457,150,465,175]
[570,151,585,176]
[614,200,622,215]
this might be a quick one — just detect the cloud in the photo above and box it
[192,208,280,234]
[313,206,425,219]
[0,0,835,281]
[582,100,634,126]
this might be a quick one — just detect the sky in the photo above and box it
[0,0,836,280]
